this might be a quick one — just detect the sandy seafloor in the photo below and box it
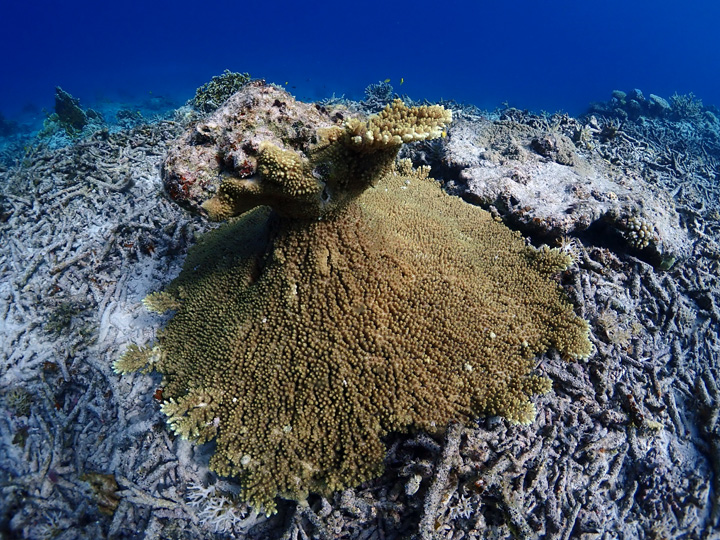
[1,83,720,540]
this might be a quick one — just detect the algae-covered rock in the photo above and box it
[162,81,358,215]
[54,86,88,131]
[441,114,692,266]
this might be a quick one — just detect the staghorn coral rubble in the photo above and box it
[116,83,592,513]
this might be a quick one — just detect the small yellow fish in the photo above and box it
[441,131,447,138]
[285,81,288,85]
[384,78,391,83]
[400,77,404,85]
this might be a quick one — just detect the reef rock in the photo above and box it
[161,80,359,214]
[54,86,88,130]
[441,113,692,267]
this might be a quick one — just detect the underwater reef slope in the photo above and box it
[0,82,718,539]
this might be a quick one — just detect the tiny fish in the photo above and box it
[400,77,404,85]
[384,78,391,83]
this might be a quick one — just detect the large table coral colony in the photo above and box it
[114,83,592,513]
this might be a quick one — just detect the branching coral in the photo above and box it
[117,94,592,513]
[201,99,452,220]
[669,92,704,120]
[622,215,658,250]
[185,481,260,534]
[190,69,252,113]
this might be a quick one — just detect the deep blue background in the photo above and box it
[2,0,719,121]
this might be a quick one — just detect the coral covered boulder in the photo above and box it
[161,81,360,215]
[117,85,592,513]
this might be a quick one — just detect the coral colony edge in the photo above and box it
[114,82,592,513]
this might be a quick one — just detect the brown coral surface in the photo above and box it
[123,94,592,513]
[150,170,591,512]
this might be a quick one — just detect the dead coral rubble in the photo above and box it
[0,120,222,539]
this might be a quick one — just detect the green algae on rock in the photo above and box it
[116,91,592,513]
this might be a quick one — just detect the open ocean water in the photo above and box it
[2,0,720,123]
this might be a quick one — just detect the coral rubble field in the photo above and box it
[1,83,720,539]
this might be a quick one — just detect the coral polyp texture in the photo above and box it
[117,83,592,513]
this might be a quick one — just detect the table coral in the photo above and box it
[116,96,592,513]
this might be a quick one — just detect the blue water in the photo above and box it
[2,0,720,125]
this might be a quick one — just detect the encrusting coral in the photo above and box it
[115,89,592,513]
